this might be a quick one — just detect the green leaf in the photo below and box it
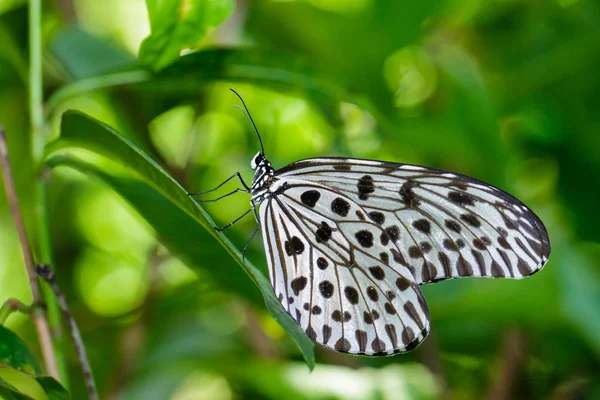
[50,27,137,80]
[35,377,70,400]
[0,0,25,17]
[0,326,41,376]
[45,111,315,369]
[0,376,35,400]
[139,0,235,71]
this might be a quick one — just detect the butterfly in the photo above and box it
[190,89,551,356]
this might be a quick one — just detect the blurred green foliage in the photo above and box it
[0,0,599,399]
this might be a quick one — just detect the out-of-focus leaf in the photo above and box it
[139,0,234,71]
[0,326,41,375]
[34,377,70,400]
[50,27,136,80]
[0,375,37,400]
[149,49,346,100]
[0,0,25,16]
[47,49,364,131]
[45,111,315,369]
[46,70,151,114]
[0,24,27,83]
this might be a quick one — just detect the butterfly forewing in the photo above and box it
[275,158,550,284]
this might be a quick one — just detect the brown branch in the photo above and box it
[36,264,98,400]
[0,126,59,378]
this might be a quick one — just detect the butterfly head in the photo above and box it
[250,151,274,194]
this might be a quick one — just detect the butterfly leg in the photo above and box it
[192,188,248,203]
[214,207,253,232]
[242,225,260,260]
[187,171,250,197]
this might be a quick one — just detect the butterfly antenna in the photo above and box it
[230,88,265,155]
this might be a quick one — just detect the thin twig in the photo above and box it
[36,264,99,400]
[0,126,59,378]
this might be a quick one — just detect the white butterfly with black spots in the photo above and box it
[193,91,550,356]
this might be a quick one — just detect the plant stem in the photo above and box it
[29,0,70,383]
[0,299,31,325]
[36,265,98,400]
[0,126,59,378]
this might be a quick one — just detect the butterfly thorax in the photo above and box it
[250,152,275,200]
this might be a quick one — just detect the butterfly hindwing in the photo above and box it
[260,180,430,355]
[275,158,550,284]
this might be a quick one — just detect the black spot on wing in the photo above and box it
[402,327,415,345]
[323,325,332,344]
[291,276,307,295]
[344,286,360,304]
[355,230,374,248]
[367,286,379,301]
[371,338,386,353]
[385,324,398,348]
[390,249,408,266]
[445,219,461,233]
[472,250,486,275]
[456,256,473,276]
[408,246,422,258]
[473,238,487,250]
[412,219,431,234]
[491,261,505,277]
[448,191,475,206]
[368,211,385,225]
[317,257,329,270]
[355,330,368,352]
[284,236,305,255]
[404,301,424,329]
[332,164,351,171]
[331,197,351,217]
[368,266,385,280]
[438,252,452,277]
[343,311,351,322]
[315,221,333,243]
[396,276,411,291]
[399,181,420,207]
[305,325,317,340]
[357,175,375,200]
[319,281,334,298]
[385,226,400,242]
[332,310,342,322]
[335,338,351,352]
[460,213,481,228]
[300,190,320,207]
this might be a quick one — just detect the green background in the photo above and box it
[0,0,599,398]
